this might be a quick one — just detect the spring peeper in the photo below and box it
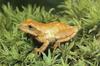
[19,19,78,54]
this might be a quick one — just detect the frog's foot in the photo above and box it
[34,48,43,55]
[52,42,60,53]
[52,44,60,50]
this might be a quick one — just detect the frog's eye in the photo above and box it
[28,25,32,29]
[28,25,37,31]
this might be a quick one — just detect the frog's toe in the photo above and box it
[34,48,39,51]
[34,48,43,55]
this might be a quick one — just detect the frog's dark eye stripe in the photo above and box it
[28,25,37,31]
[28,25,32,28]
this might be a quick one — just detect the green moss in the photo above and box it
[0,0,100,66]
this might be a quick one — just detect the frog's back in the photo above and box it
[40,22,69,35]
[45,22,71,31]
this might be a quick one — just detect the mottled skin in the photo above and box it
[19,19,78,54]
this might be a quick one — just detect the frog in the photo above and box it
[19,19,78,54]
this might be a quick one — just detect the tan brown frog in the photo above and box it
[19,19,78,54]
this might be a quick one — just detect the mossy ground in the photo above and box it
[0,0,100,66]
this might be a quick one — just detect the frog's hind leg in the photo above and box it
[53,28,78,51]
[52,37,71,51]
[53,34,76,52]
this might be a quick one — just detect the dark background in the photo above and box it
[0,0,64,11]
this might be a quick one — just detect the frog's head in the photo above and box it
[19,19,41,36]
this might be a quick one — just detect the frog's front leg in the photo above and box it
[35,36,49,54]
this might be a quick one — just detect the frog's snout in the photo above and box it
[19,23,27,31]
